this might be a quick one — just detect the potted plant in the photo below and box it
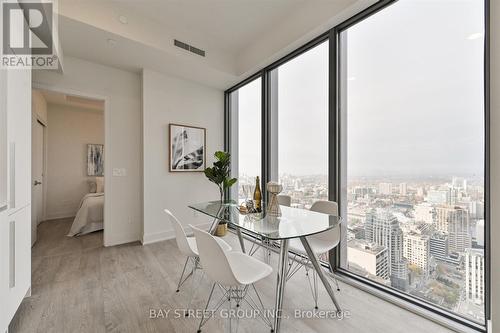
[204,151,237,236]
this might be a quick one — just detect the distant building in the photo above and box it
[435,206,454,233]
[348,225,365,240]
[403,232,430,276]
[469,201,484,219]
[426,190,449,205]
[435,205,471,251]
[447,207,471,253]
[452,177,467,191]
[430,233,449,262]
[365,209,408,291]
[465,249,484,305]
[378,183,392,195]
[399,183,407,195]
[352,186,376,199]
[348,239,389,279]
[476,220,484,247]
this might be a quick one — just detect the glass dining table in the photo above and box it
[188,200,342,333]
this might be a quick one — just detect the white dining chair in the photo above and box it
[164,209,232,293]
[277,195,291,207]
[287,201,341,309]
[191,225,273,333]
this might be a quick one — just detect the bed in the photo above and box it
[67,192,104,237]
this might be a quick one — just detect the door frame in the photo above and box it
[31,83,109,245]
[31,112,47,230]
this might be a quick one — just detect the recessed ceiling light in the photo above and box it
[467,33,483,40]
[107,38,117,46]
[118,15,128,24]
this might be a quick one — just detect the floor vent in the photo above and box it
[174,39,205,57]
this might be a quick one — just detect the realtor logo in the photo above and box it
[1,0,58,69]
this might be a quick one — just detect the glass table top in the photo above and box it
[188,201,342,240]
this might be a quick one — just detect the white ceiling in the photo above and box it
[39,89,105,111]
[119,0,306,56]
[56,0,376,89]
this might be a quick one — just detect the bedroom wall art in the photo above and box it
[169,123,206,172]
[87,144,104,176]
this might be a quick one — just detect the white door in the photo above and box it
[31,118,44,246]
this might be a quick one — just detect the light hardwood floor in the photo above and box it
[10,218,455,333]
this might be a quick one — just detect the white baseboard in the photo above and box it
[141,222,213,245]
[142,229,175,245]
[104,232,141,247]
[44,214,75,221]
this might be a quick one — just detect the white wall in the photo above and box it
[33,57,142,246]
[142,69,224,244]
[32,90,48,124]
[490,1,499,331]
[45,103,104,220]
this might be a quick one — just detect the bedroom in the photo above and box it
[31,89,105,247]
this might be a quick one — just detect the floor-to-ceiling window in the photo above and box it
[228,77,262,201]
[338,0,485,325]
[270,41,329,209]
[225,0,487,328]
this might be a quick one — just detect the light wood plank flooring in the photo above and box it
[10,218,455,333]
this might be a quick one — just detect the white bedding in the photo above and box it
[67,193,104,237]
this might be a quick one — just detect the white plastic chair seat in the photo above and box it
[226,251,273,285]
[186,236,232,257]
[288,236,336,256]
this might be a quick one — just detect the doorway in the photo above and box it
[31,88,106,246]
[31,117,45,246]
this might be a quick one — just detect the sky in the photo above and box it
[236,0,484,179]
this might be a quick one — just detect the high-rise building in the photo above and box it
[452,176,467,191]
[476,220,485,247]
[403,232,430,276]
[378,183,392,195]
[469,201,485,219]
[435,205,471,248]
[426,190,449,205]
[435,205,453,233]
[399,183,407,195]
[447,207,471,253]
[364,209,408,291]
[430,233,449,262]
[465,248,484,305]
[348,239,389,279]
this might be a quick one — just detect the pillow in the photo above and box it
[95,177,104,193]
[88,180,97,193]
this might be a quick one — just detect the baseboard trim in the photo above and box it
[141,222,213,245]
[141,230,175,245]
[44,214,75,221]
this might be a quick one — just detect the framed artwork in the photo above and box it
[87,144,104,176]
[169,123,206,172]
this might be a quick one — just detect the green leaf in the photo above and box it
[204,151,237,191]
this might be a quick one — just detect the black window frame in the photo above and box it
[223,0,490,331]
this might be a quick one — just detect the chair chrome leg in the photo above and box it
[300,237,341,312]
[176,257,190,292]
[305,266,319,309]
[197,283,217,333]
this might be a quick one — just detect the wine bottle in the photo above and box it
[253,176,262,212]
